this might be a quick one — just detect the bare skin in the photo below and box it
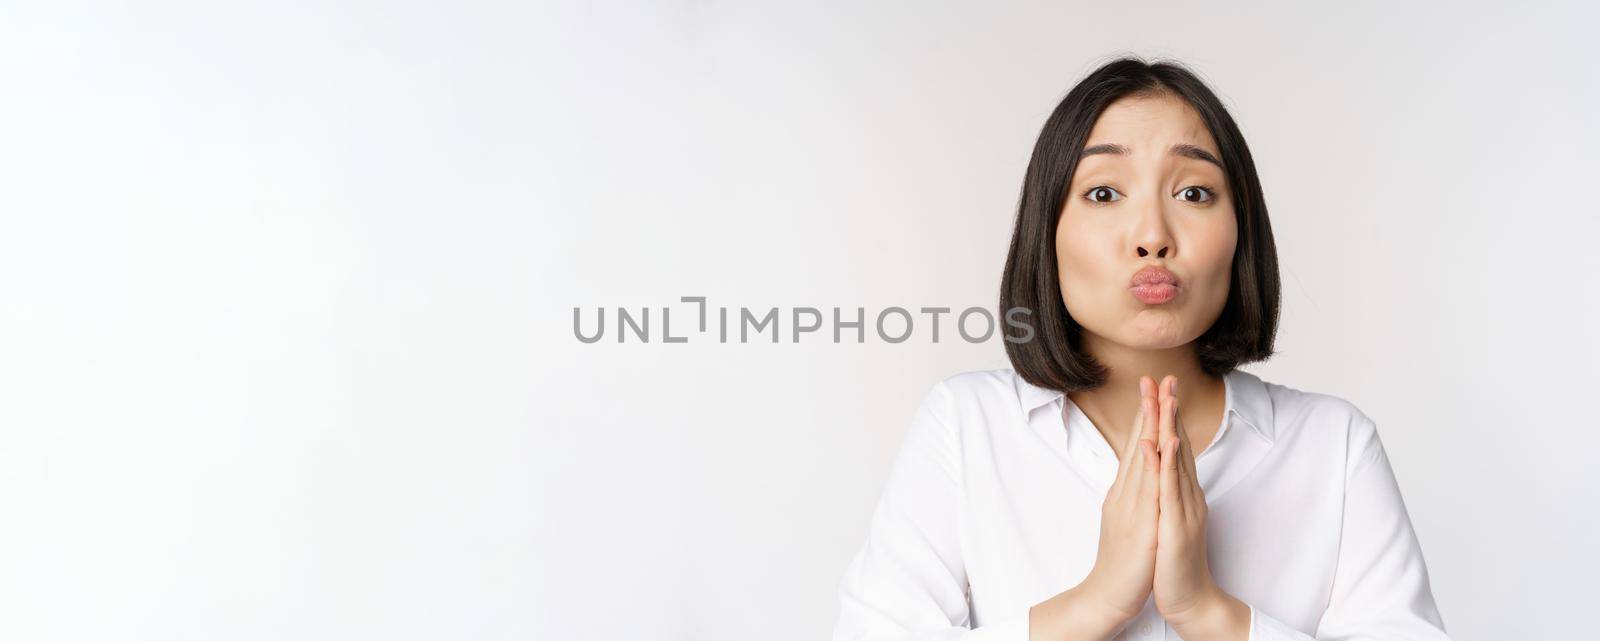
[1026,92,1251,641]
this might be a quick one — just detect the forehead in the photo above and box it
[1084,93,1219,153]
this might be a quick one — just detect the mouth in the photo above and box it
[1128,266,1180,304]
[1129,283,1178,305]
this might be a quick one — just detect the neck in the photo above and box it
[1066,332,1224,454]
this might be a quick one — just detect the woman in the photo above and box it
[833,58,1451,641]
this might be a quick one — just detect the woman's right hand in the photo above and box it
[1079,375,1162,624]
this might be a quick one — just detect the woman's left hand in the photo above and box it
[1151,375,1250,640]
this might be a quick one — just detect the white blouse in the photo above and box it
[833,368,1451,641]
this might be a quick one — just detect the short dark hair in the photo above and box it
[1000,56,1281,393]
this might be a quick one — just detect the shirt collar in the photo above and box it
[1016,368,1276,443]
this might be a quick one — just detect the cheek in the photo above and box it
[1054,215,1106,288]
[1191,207,1239,294]
[1054,213,1124,319]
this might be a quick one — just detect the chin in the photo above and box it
[1118,319,1195,349]
[1123,336,1191,351]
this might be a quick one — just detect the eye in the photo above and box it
[1084,186,1123,204]
[1176,185,1215,203]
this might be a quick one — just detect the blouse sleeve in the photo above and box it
[1248,414,1453,641]
[833,382,1030,641]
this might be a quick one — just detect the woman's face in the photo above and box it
[1056,92,1238,350]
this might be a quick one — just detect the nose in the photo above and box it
[1138,243,1171,258]
[1132,192,1184,257]
[1134,208,1175,259]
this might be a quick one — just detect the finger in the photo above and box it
[1170,393,1192,502]
[1159,378,1183,512]
[1127,439,1147,506]
[1129,376,1154,446]
[1173,392,1198,484]
[1119,378,1155,485]
[1111,408,1141,500]
[1159,375,1177,450]
[1138,438,1160,505]
[1135,389,1159,486]
[1156,380,1180,498]
[1173,393,1202,510]
[1130,379,1155,452]
[1139,377,1158,447]
[1159,428,1182,521]
[1115,379,1152,489]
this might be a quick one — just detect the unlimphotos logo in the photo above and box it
[573,296,1038,344]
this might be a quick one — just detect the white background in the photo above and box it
[2,1,1597,639]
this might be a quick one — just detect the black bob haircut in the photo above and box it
[1000,56,1281,394]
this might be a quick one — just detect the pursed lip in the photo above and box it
[1129,265,1180,288]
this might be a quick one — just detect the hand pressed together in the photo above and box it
[1085,375,1251,641]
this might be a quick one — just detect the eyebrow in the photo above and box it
[1079,143,1224,169]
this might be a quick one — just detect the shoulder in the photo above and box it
[924,367,1036,407]
[931,367,1030,397]
[1250,373,1385,462]
[1259,376,1375,428]
[910,367,1045,432]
